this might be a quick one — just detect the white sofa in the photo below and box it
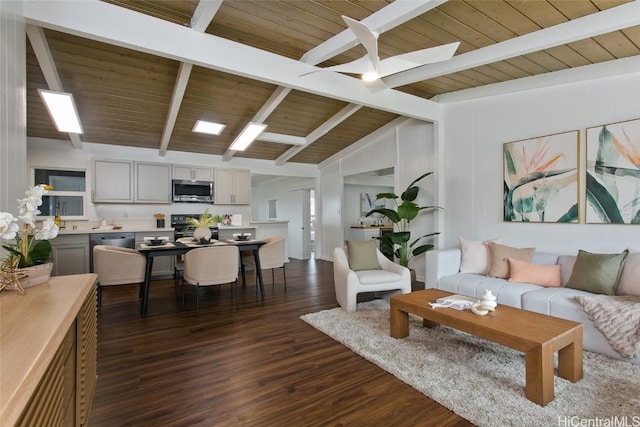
[426,248,640,364]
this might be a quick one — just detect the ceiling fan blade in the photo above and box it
[299,55,373,77]
[342,15,379,70]
[377,42,460,77]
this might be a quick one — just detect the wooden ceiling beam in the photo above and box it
[275,104,362,166]
[26,25,83,149]
[226,0,446,163]
[300,0,448,66]
[384,1,640,89]
[222,86,292,161]
[22,1,441,121]
[159,0,221,156]
[257,132,306,146]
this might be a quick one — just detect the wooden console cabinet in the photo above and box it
[0,274,98,426]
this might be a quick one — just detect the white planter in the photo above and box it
[17,262,54,289]
[193,226,212,242]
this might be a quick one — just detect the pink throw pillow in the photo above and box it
[507,257,562,287]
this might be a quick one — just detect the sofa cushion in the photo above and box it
[346,240,381,271]
[617,252,640,296]
[487,242,535,279]
[558,255,577,286]
[508,258,562,287]
[355,270,402,285]
[459,237,501,274]
[566,249,629,295]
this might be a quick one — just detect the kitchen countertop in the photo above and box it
[350,225,393,229]
[249,220,289,224]
[57,227,175,235]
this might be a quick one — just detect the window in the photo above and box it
[33,168,87,219]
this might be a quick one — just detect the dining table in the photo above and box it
[136,238,266,315]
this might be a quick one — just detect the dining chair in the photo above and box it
[93,244,146,306]
[244,236,287,292]
[173,237,195,291]
[182,245,239,316]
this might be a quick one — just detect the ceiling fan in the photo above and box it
[302,15,460,91]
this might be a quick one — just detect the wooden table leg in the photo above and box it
[525,343,554,406]
[558,327,583,382]
[423,318,439,328]
[390,301,409,338]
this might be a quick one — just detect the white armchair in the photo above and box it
[333,246,412,313]
[93,245,146,306]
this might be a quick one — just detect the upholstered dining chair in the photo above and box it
[182,245,239,316]
[93,245,146,307]
[173,237,195,291]
[243,236,287,292]
[333,242,411,313]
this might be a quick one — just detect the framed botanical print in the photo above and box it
[503,130,579,223]
[360,193,384,217]
[586,118,640,224]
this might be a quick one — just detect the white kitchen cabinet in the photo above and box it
[135,232,174,277]
[215,168,250,205]
[92,159,133,203]
[50,234,90,276]
[173,164,213,181]
[136,162,171,203]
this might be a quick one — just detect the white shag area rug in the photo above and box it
[301,300,640,427]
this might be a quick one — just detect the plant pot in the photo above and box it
[156,219,165,228]
[193,226,212,242]
[17,262,53,289]
[409,268,417,290]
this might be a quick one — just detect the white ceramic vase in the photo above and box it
[17,262,54,289]
[193,226,212,242]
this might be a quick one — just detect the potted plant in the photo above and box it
[0,184,60,293]
[365,172,440,268]
[186,208,217,241]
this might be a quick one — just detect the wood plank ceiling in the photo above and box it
[25,0,640,165]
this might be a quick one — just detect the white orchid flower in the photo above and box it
[35,218,59,240]
[0,212,19,240]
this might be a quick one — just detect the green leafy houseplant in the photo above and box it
[185,208,218,229]
[365,172,440,267]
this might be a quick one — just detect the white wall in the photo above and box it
[27,137,317,226]
[318,118,438,282]
[439,70,640,255]
[251,176,315,221]
[1,1,26,211]
[1,1,26,259]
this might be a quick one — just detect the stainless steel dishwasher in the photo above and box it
[89,232,136,272]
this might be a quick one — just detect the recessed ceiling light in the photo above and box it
[193,120,226,135]
[38,89,83,134]
[229,122,267,151]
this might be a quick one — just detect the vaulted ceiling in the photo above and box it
[23,0,640,166]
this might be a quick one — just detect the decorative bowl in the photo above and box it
[233,233,250,241]
[147,238,163,245]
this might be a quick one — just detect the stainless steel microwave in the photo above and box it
[172,179,214,203]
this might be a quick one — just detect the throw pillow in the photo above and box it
[459,237,501,274]
[507,258,562,287]
[487,242,535,279]
[616,252,640,296]
[346,240,381,271]
[566,250,629,295]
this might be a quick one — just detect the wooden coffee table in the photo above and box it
[390,288,583,406]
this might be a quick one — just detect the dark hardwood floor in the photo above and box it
[90,257,473,426]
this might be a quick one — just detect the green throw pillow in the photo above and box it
[566,250,629,295]
[346,240,381,271]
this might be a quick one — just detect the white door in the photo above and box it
[289,189,311,259]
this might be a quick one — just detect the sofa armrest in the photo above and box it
[425,249,462,288]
